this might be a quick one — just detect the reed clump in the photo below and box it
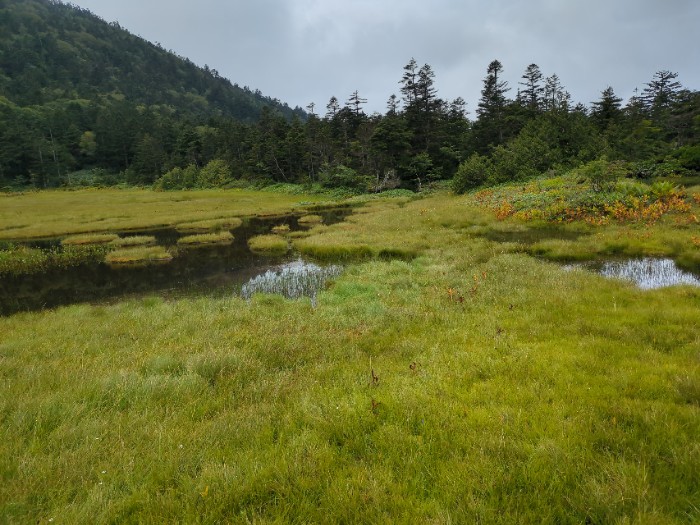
[0,244,109,276]
[247,234,289,256]
[105,246,173,266]
[110,235,157,248]
[176,231,234,247]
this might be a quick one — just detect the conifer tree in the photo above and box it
[475,60,510,150]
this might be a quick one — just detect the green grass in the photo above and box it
[1,186,699,523]
[176,231,234,247]
[104,246,173,266]
[247,234,289,256]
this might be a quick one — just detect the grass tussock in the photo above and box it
[1,185,699,523]
[175,217,243,233]
[247,234,289,256]
[110,235,157,248]
[61,232,119,246]
[104,245,173,266]
[298,214,323,225]
[176,231,234,247]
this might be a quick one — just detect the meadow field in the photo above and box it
[1,183,699,523]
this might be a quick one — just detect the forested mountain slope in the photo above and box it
[0,0,303,185]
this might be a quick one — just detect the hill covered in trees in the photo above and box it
[0,0,304,186]
[0,0,698,191]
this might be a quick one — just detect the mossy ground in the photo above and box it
[1,186,698,523]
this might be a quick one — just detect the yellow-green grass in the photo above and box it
[247,234,289,256]
[104,245,173,266]
[61,233,119,246]
[176,231,234,247]
[175,217,243,234]
[110,235,157,248]
[298,214,323,225]
[271,223,291,234]
[1,188,699,523]
[0,188,328,240]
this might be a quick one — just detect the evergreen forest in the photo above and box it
[1,0,699,193]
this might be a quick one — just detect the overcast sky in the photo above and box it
[70,0,699,115]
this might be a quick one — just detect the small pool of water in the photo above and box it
[568,258,700,290]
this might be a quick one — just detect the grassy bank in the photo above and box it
[0,188,329,240]
[1,186,699,523]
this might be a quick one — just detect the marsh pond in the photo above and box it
[0,208,350,315]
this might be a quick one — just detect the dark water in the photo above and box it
[480,227,589,244]
[0,208,351,315]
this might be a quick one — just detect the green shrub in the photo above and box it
[197,159,232,188]
[576,158,627,192]
[154,165,198,190]
[319,165,372,192]
[670,145,700,171]
[452,153,491,194]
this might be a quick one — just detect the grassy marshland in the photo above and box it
[1,184,699,523]
[176,231,234,247]
[0,188,326,240]
[104,245,173,266]
[247,234,289,256]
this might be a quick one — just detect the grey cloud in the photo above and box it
[73,0,700,113]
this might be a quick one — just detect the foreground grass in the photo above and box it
[0,188,329,240]
[1,189,699,523]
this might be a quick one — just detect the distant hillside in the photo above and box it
[0,0,302,121]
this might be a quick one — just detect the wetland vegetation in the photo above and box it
[1,181,699,523]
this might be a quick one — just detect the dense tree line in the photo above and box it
[1,1,698,191]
